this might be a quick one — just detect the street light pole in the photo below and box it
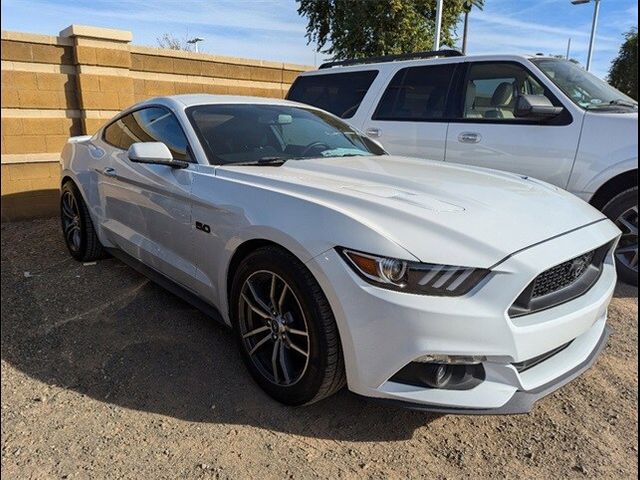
[571,0,601,72]
[586,0,600,71]
[434,0,443,50]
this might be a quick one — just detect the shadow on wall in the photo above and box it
[1,190,60,222]
[0,218,439,442]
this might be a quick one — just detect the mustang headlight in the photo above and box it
[338,248,490,296]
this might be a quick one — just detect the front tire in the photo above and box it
[230,246,346,405]
[60,181,106,262]
[602,187,638,286]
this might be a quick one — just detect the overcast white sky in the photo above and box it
[2,0,638,78]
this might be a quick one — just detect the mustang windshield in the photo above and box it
[186,104,385,165]
[531,58,637,112]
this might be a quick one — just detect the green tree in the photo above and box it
[608,29,638,100]
[297,0,467,60]
[461,0,484,55]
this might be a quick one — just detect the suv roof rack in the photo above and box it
[318,49,464,69]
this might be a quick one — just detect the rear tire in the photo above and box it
[60,181,106,262]
[230,246,346,405]
[602,187,638,286]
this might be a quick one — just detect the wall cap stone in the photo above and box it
[1,30,73,46]
[1,153,61,164]
[131,45,311,71]
[59,25,132,43]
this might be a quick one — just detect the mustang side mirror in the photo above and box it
[514,95,564,119]
[127,142,189,169]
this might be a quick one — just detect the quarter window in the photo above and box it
[103,107,190,161]
[372,64,457,121]
[286,70,378,119]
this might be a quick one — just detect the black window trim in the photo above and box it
[371,63,462,123]
[101,104,196,163]
[449,60,574,127]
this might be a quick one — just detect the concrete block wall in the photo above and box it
[1,25,311,221]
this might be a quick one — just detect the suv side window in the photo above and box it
[373,64,457,121]
[103,107,190,161]
[462,62,555,121]
[286,70,378,119]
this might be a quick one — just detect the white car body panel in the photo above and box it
[210,156,603,268]
[60,94,621,413]
[568,111,638,197]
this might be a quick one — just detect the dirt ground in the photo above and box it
[1,218,638,479]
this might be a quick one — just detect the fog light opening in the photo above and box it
[390,361,486,390]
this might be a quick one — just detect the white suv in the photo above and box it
[287,51,638,285]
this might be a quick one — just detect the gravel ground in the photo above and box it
[1,218,638,479]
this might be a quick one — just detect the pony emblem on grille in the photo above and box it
[569,255,591,279]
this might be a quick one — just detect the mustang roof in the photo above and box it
[138,94,301,110]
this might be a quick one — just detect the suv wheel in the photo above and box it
[602,187,638,286]
[230,246,346,405]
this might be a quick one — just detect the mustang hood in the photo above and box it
[217,155,606,268]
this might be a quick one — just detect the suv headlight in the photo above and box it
[338,248,490,296]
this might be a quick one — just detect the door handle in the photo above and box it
[102,167,117,178]
[458,132,481,144]
[365,127,381,138]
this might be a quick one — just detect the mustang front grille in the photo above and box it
[509,241,613,318]
[531,250,595,298]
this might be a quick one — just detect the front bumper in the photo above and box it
[305,219,620,413]
[362,324,610,414]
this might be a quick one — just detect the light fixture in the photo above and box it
[187,37,204,53]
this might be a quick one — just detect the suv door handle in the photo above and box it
[102,167,117,178]
[365,127,381,138]
[458,132,481,144]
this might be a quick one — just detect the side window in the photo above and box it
[103,107,190,161]
[286,70,378,119]
[103,114,134,150]
[372,64,456,121]
[462,63,553,121]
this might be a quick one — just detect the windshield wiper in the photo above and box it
[609,99,638,109]
[229,156,289,166]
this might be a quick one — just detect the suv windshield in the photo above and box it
[531,58,637,111]
[186,104,385,165]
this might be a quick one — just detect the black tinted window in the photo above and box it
[103,107,190,161]
[287,70,378,119]
[373,64,456,121]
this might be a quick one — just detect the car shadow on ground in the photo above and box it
[1,219,440,442]
[613,282,638,299]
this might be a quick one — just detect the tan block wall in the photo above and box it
[1,163,61,221]
[1,39,74,65]
[1,117,82,154]
[1,26,311,221]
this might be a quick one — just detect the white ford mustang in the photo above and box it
[60,95,620,413]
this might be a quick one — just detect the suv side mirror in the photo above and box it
[127,142,189,169]
[515,95,564,119]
